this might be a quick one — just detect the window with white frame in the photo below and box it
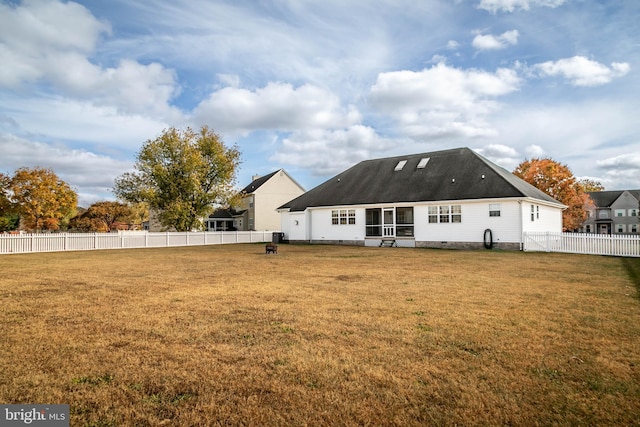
[537,205,540,219]
[631,224,638,233]
[489,204,501,217]
[365,208,382,236]
[629,209,638,217]
[396,207,414,236]
[615,209,625,217]
[599,210,609,219]
[531,205,535,221]
[332,209,355,225]
[428,205,462,223]
[451,205,462,223]
[616,224,626,233]
[439,205,450,223]
[428,206,438,223]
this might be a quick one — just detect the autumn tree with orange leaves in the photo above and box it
[8,167,77,231]
[513,158,598,231]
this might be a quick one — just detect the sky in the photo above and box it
[1,0,639,207]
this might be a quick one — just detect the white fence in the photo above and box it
[523,232,640,257]
[0,231,275,255]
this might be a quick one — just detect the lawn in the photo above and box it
[1,244,639,426]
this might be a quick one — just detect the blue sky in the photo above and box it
[1,0,639,207]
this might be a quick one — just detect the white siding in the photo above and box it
[309,208,364,242]
[521,202,563,233]
[281,198,563,246]
[284,211,309,241]
[414,200,523,244]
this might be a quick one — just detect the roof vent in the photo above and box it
[394,160,407,171]
[417,157,430,169]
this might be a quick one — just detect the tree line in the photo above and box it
[1,125,611,233]
[1,126,240,233]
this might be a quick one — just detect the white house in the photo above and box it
[206,169,305,231]
[278,148,565,250]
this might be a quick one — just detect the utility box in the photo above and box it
[272,232,285,243]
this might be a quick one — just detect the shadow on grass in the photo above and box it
[621,257,640,299]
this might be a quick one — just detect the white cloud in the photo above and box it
[525,144,546,158]
[369,63,521,139]
[0,0,109,87]
[477,0,567,13]
[0,133,132,206]
[447,40,460,50]
[0,0,181,120]
[595,153,640,189]
[1,95,171,150]
[271,125,395,176]
[534,56,631,86]
[474,144,521,170]
[472,30,519,50]
[192,82,361,135]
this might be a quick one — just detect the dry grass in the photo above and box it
[1,244,639,426]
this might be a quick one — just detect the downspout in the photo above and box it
[518,200,523,251]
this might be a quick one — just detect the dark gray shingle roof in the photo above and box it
[588,190,640,207]
[240,170,279,194]
[280,147,563,212]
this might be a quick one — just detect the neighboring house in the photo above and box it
[278,147,565,250]
[206,169,305,231]
[581,190,640,235]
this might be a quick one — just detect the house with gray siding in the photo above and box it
[582,190,640,234]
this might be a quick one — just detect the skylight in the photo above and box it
[394,160,407,171]
[417,157,430,169]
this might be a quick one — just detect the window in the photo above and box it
[428,205,462,223]
[394,160,407,171]
[489,204,501,217]
[617,224,626,233]
[631,224,638,233]
[615,209,625,217]
[530,205,540,221]
[332,209,355,225]
[396,207,414,237]
[599,210,609,219]
[585,225,591,233]
[428,206,438,223]
[451,205,462,223]
[417,157,430,169]
[365,208,382,236]
[439,205,450,223]
[629,209,638,217]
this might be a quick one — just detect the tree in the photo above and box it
[0,172,19,232]
[513,158,593,231]
[113,126,241,231]
[9,167,77,231]
[69,201,133,232]
[577,178,605,193]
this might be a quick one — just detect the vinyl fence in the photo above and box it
[523,232,640,257]
[0,231,275,255]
